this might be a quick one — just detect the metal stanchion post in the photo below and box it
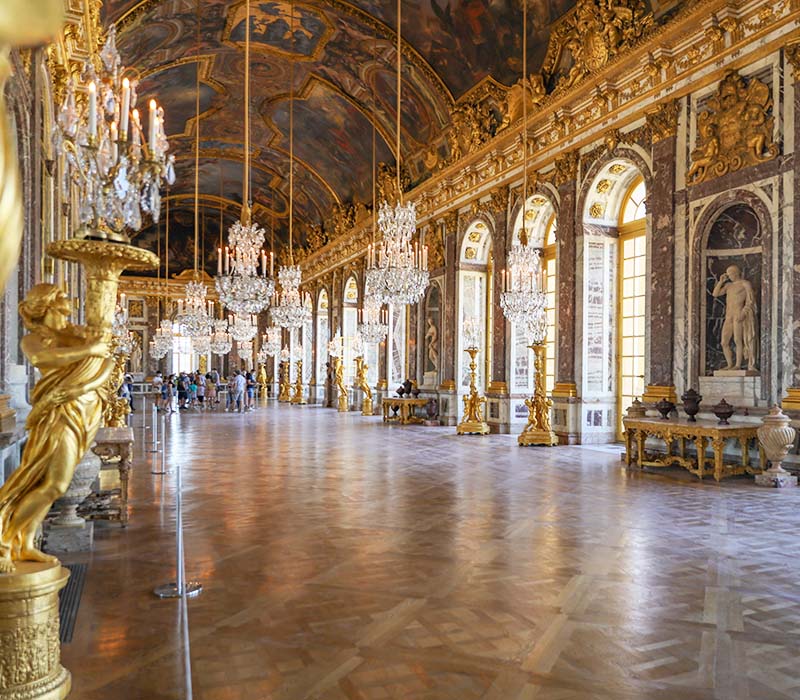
[151,414,167,475]
[141,394,150,440]
[154,456,202,599]
[147,402,160,453]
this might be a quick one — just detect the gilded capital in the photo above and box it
[554,151,578,187]
[646,100,680,143]
[786,42,800,80]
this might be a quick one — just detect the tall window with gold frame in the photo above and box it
[543,216,557,395]
[617,178,647,437]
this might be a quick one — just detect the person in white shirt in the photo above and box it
[151,371,163,410]
[233,370,246,413]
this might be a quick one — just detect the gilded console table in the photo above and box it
[381,397,429,425]
[82,426,135,526]
[623,417,765,482]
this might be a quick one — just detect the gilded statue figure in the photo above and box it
[499,74,546,131]
[355,356,371,400]
[335,356,347,397]
[0,284,113,572]
[712,264,758,372]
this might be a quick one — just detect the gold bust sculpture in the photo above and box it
[0,284,113,572]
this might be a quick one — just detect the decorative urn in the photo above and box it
[655,398,675,420]
[712,398,735,425]
[680,388,702,422]
[626,398,647,419]
[755,406,798,488]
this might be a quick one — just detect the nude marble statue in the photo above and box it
[712,263,758,372]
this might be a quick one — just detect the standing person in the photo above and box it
[151,371,163,411]
[210,367,221,405]
[189,375,198,408]
[177,372,188,410]
[196,371,206,409]
[124,374,135,411]
[226,373,236,411]
[162,375,175,414]
[233,370,246,413]
[205,370,216,408]
[245,371,256,411]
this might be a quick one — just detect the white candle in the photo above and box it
[88,82,97,140]
[110,120,118,161]
[120,77,130,139]
[131,108,141,149]
[262,250,266,277]
[148,99,157,150]
[218,248,222,276]
[270,252,274,277]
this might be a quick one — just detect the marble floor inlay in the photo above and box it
[60,404,800,699]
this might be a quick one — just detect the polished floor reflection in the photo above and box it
[61,404,800,699]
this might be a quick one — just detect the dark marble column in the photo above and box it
[645,101,679,392]
[489,187,509,390]
[441,212,458,388]
[789,50,800,404]
[555,154,578,390]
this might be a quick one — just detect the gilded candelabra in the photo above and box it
[277,361,291,402]
[332,356,348,412]
[291,359,307,405]
[457,347,489,435]
[355,356,373,416]
[518,343,557,446]
[103,351,131,428]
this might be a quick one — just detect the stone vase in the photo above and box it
[680,388,702,422]
[51,448,102,526]
[755,406,798,488]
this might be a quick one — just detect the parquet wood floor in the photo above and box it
[60,404,800,699]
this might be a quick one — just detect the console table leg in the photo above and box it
[694,437,706,479]
[624,430,632,467]
[635,431,645,469]
[712,438,725,482]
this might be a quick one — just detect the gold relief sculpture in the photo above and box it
[498,74,547,131]
[446,99,498,165]
[544,0,653,90]
[376,163,409,207]
[688,71,779,185]
[468,230,482,243]
[553,151,579,187]
[785,42,800,79]
[646,99,680,143]
[465,247,477,260]
[589,202,606,218]
[426,226,445,270]
[291,360,307,405]
[595,179,612,194]
[354,356,373,416]
[518,344,558,447]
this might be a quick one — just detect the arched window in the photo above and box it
[542,214,557,394]
[315,289,329,387]
[458,221,492,391]
[617,176,647,436]
[302,293,313,383]
[342,276,359,384]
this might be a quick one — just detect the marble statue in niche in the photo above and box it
[712,264,758,372]
[425,317,440,371]
[703,203,761,375]
[423,284,441,386]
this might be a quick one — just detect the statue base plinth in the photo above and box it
[518,428,558,447]
[713,369,760,377]
[290,394,307,405]
[755,468,798,488]
[456,420,489,435]
[0,562,71,700]
[337,395,349,412]
[361,397,373,416]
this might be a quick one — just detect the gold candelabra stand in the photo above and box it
[332,356,348,412]
[457,347,489,435]
[0,237,156,700]
[354,356,373,416]
[291,359,307,405]
[518,343,558,446]
[278,361,291,402]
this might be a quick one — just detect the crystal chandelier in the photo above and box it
[55,26,175,241]
[176,281,212,338]
[500,243,547,337]
[229,313,258,343]
[358,295,388,343]
[150,319,174,360]
[216,213,275,314]
[256,346,268,364]
[366,202,428,306]
[193,333,211,355]
[262,326,282,356]
[237,339,254,361]
[209,318,232,356]
[271,265,308,329]
[280,346,291,363]
[364,0,428,307]
[327,333,343,358]
[111,302,134,354]
[214,1,274,314]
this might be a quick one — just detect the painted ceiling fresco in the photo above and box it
[105,0,635,267]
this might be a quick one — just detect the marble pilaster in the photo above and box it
[554,156,578,390]
[440,213,458,388]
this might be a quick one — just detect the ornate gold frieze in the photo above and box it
[445,100,498,167]
[553,151,579,187]
[498,75,547,132]
[687,70,779,185]
[785,41,800,78]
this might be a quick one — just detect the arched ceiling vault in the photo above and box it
[107,0,584,274]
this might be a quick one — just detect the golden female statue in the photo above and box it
[0,284,112,572]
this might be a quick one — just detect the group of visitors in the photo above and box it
[150,368,260,414]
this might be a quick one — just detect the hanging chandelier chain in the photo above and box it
[243,0,251,217]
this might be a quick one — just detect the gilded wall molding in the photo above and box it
[646,99,681,143]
